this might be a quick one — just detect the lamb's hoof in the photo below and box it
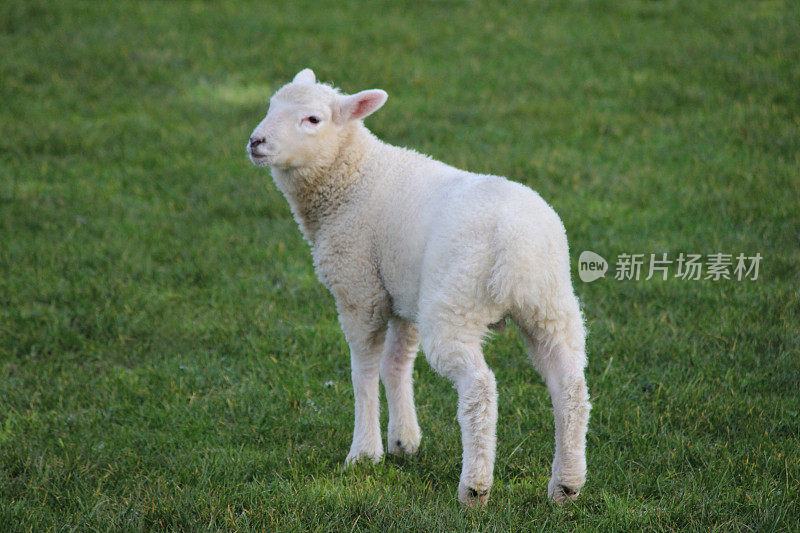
[387,425,421,457]
[547,478,581,505]
[458,482,490,508]
[388,439,419,456]
[344,449,383,468]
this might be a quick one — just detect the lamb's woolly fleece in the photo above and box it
[248,68,591,507]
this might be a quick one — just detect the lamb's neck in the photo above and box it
[273,124,378,245]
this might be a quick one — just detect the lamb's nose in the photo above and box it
[249,137,265,150]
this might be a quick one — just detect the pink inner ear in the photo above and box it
[352,97,376,119]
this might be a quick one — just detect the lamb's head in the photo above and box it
[247,68,387,170]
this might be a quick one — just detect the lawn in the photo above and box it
[1,0,799,530]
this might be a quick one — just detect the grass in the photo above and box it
[1,0,799,530]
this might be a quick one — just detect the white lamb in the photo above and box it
[247,68,591,507]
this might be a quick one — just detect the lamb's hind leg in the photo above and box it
[420,322,498,508]
[517,296,591,504]
[380,318,422,456]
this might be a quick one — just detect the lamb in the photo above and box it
[247,68,591,507]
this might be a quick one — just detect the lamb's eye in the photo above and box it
[307,116,320,124]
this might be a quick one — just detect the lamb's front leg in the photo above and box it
[340,314,387,465]
[380,318,421,456]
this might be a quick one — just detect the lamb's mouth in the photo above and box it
[248,152,272,165]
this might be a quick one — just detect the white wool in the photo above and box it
[248,69,591,506]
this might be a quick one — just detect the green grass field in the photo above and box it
[1,0,799,530]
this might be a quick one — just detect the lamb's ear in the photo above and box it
[293,68,316,84]
[337,89,388,121]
